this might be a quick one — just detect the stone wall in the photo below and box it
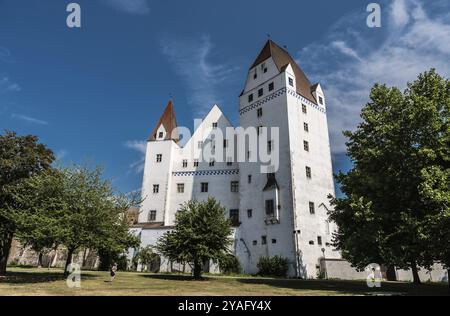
[7,239,99,270]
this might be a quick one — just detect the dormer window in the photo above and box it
[261,63,267,73]
[288,77,294,87]
[253,70,257,80]
[212,122,218,129]
[319,96,324,105]
[158,132,164,138]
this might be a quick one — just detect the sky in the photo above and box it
[1,0,450,195]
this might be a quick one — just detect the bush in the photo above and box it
[218,254,241,275]
[257,256,289,278]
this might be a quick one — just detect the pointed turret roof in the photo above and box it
[250,40,317,104]
[149,100,179,142]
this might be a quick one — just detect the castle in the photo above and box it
[129,40,341,278]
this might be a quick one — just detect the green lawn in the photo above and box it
[0,267,448,296]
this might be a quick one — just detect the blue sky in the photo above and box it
[1,0,450,194]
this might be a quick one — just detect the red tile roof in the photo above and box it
[149,100,179,142]
[250,40,317,104]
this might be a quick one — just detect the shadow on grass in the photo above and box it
[236,278,449,296]
[140,274,208,282]
[0,271,95,285]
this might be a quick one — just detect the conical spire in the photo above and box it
[149,100,179,142]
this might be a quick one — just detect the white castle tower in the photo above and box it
[131,40,340,278]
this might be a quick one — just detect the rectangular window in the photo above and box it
[268,82,274,91]
[230,209,239,227]
[304,122,309,132]
[148,211,157,222]
[288,77,294,87]
[158,132,164,138]
[304,141,309,152]
[253,240,257,246]
[258,88,264,97]
[261,236,267,245]
[201,182,209,193]
[156,154,162,163]
[177,183,185,194]
[319,96,324,105]
[302,104,307,114]
[212,122,218,129]
[309,202,315,214]
[231,181,239,193]
[272,239,277,244]
[182,160,188,168]
[248,93,254,103]
[209,159,215,167]
[306,166,312,179]
[318,236,323,246]
[265,200,275,217]
[248,175,252,184]
[257,108,263,118]
[153,185,159,194]
[247,209,253,218]
[194,159,199,167]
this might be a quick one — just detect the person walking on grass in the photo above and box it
[110,261,118,282]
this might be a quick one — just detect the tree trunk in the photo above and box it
[0,232,14,276]
[37,252,43,268]
[193,260,202,280]
[64,248,74,277]
[411,262,421,285]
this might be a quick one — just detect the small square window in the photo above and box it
[318,236,323,246]
[182,160,188,168]
[261,236,267,245]
[258,88,264,97]
[309,202,315,214]
[247,209,253,218]
[201,182,209,193]
[156,154,162,163]
[302,104,307,114]
[253,240,257,246]
[148,211,157,222]
[153,185,159,194]
[194,159,199,167]
[288,77,294,87]
[231,181,239,193]
[268,82,274,91]
[177,183,185,194]
[272,239,277,244]
[248,94,254,103]
[257,108,263,118]
[248,175,252,184]
[158,132,164,138]
[309,240,315,245]
[304,122,309,132]
[304,141,309,152]
[306,166,312,179]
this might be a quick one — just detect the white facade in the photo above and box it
[131,40,340,278]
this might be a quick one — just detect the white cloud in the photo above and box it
[298,0,450,154]
[11,113,48,125]
[99,0,150,15]
[161,35,239,117]
[0,75,20,94]
[56,149,68,160]
[124,140,147,173]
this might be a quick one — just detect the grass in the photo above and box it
[0,267,448,296]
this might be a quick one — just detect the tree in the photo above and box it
[132,246,160,272]
[156,198,233,280]
[329,69,449,284]
[8,165,140,276]
[0,131,55,275]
